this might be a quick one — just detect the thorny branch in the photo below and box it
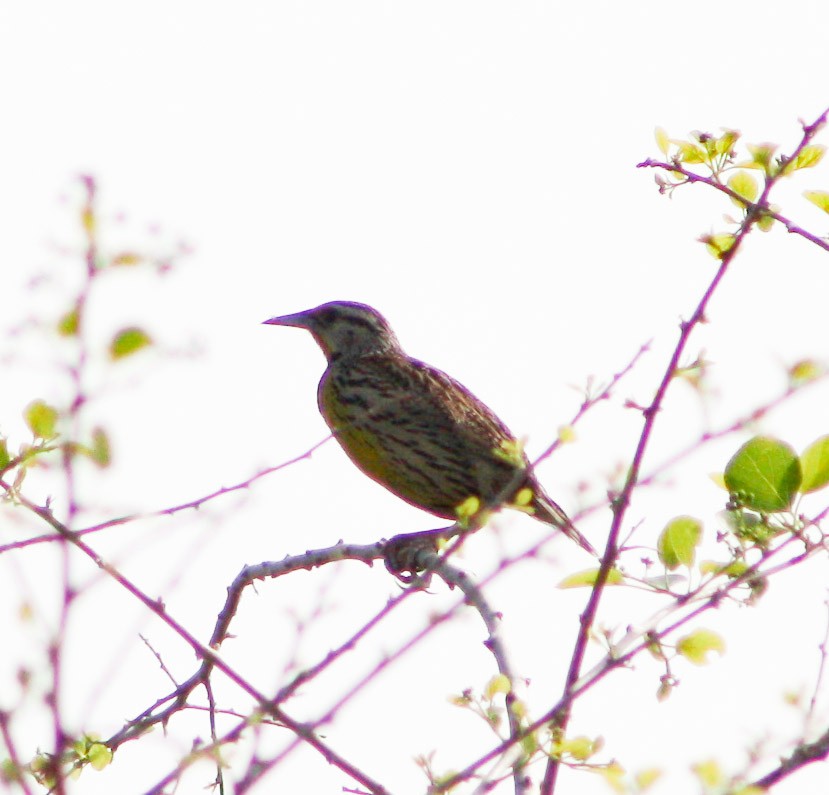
[637,107,829,254]
[3,111,829,794]
[434,533,826,793]
[539,108,829,795]
[749,725,829,790]
[0,480,393,795]
[0,436,334,555]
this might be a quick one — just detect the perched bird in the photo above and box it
[264,301,593,553]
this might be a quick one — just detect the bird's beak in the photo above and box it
[263,310,313,329]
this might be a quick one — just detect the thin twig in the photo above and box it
[807,596,829,723]
[0,480,392,795]
[0,709,36,795]
[431,556,526,795]
[539,107,829,794]
[749,725,829,790]
[435,533,819,792]
[0,436,333,555]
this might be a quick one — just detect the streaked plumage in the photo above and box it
[264,301,593,553]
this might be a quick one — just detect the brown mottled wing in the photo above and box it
[436,376,595,552]
[320,353,595,552]
[319,354,524,519]
[412,360,528,496]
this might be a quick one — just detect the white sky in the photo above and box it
[2,1,829,793]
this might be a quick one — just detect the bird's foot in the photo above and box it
[382,527,455,584]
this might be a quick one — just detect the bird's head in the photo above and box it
[264,301,402,362]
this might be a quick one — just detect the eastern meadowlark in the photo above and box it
[264,301,593,554]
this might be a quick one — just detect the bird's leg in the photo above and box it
[382,524,461,583]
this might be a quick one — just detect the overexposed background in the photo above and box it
[2,1,829,793]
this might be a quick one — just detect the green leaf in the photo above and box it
[693,759,725,788]
[552,735,599,762]
[677,141,705,164]
[792,144,825,171]
[494,439,526,466]
[0,438,10,470]
[558,567,624,588]
[57,308,79,337]
[29,752,56,788]
[520,729,539,758]
[24,400,59,439]
[484,674,511,699]
[89,427,111,468]
[724,509,779,547]
[724,436,801,512]
[800,435,829,494]
[110,327,152,360]
[709,471,727,490]
[715,129,740,156]
[700,232,735,259]
[654,127,670,156]
[1,757,23,784]
[699,559,749,578]
[746,142,778,173]
[86,742,113,771]
[111,252,142,266]
[558,424,576,444]
[657,516,702,569]
[81,205,96,237]
[676,629,725,665]
[789,358,823,386]
[455,495,481,526]
[597,762,626,793]
[635,768,662,791]
[804,190,829,214]
[727,171,758,205]
[757,211,775,232]
[735,158,765,171]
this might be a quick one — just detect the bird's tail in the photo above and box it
[533,492,596,556]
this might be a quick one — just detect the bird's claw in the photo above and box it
[382,528,448,584]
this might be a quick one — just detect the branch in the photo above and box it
[431,556,527,795]
[0,709,36,795]
[0,436,334,555]
[533,341,651,468]
[639,373,828,490]
[637,107,829,255]
[541,210,739,794]
[749,725,829,790]
[1,480,393,794]
[540,107,829,794]
[434,531,819,792]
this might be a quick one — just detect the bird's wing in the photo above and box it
[406,360,522,462]
[366,356,528,495]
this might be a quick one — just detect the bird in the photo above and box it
[264,301,594,554]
